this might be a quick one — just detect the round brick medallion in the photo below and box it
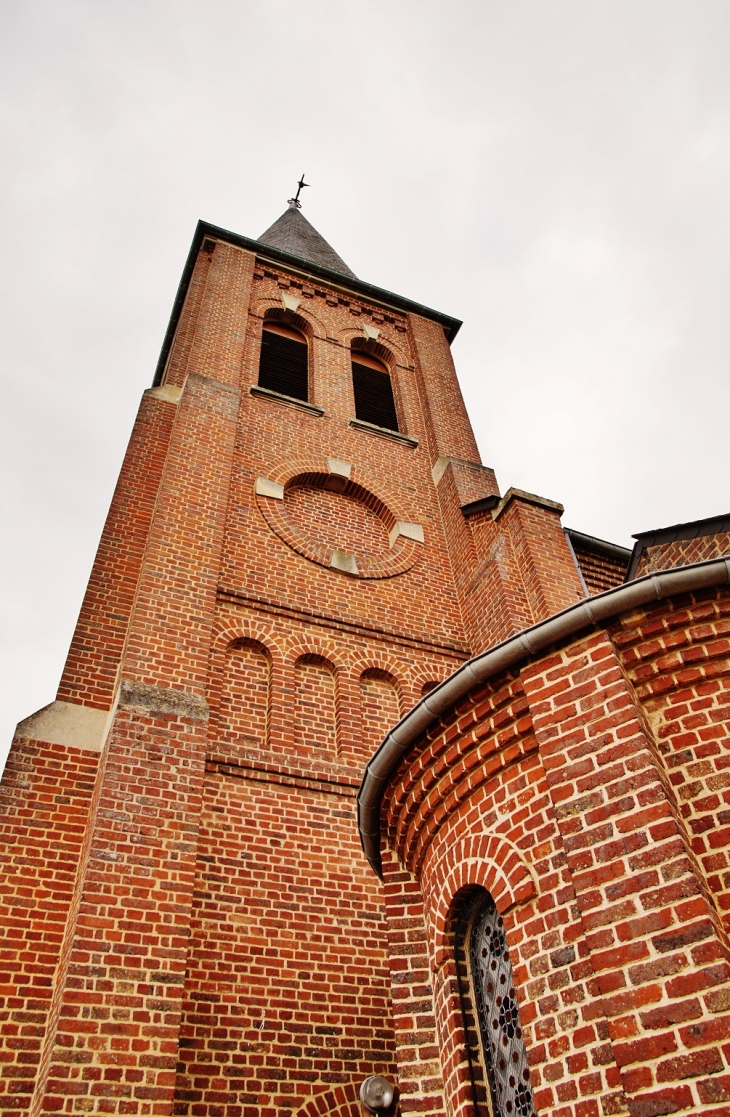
[256,472,422,579]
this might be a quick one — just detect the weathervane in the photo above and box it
[288,174,310,209]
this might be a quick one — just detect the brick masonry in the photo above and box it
[379,585,730,1117]
[636,534,730,578]
[570,541,629,596]
[1,216,727,1116]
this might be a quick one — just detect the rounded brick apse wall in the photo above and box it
[361,567,730,1117]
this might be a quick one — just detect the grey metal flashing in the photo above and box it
[153,220,463,385]
[461,495,500,519]
[626,512,730,581]
[357,556,730,878]
[563,528,590,598]
[565,528,632,564]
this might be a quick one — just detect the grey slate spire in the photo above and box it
[258,203,357,279]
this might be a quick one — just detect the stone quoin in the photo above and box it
[1,199,729,1117]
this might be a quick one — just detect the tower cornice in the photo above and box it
[153,219,462,386]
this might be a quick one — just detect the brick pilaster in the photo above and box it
[381,851,446,1117]
[523,630,730,1115]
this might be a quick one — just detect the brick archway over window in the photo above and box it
[294,1082,362,1117]
[425,835,537,969]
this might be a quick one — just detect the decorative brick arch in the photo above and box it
[250,295,328,340]
[349,650,407,713]
[259,455,417,528]
[207,619,285,752]
[212,616,283,664]
[254,455,423,580]
[294,1082,361,1117]
[339,324,412,369]
[284,632,349,675]
[285,637,346,758]
[411,664,459,706]
[424,834,537,969]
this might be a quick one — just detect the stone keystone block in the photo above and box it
[389,522,425,548]
[330,549,359,575]
[255,476,285,500]
[363,323,380,340]
[326,457,352,479]
[281,292,301,313]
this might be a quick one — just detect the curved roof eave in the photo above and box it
[358,556,730,878]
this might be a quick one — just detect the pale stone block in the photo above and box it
[431,456,450,485]
[326,457,352,479]
[362,323,380,340]
[147,384,183,404]
[330,549,359,575]
[389,521,425,548]
[281,292,301,312]
[15,700,112,753]
[255,476,285,500]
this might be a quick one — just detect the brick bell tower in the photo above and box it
[0,197,586,1117]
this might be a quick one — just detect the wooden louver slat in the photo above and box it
[258,330,309,402]
[352,362,399,432]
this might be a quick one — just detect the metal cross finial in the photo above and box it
[288,174,310,209]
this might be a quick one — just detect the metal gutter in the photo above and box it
[357,557,730,878]
[153,220,463,385]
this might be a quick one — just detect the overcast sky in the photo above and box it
[1,0,728,768]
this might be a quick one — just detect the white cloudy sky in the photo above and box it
[1,0,728,766]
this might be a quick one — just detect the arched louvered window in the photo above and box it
[258,322,309,402]
[351,350,399,432]
[456,891,535,1117]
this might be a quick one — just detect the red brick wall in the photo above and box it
[636,534,730,577]
[571,542,629,595]
[0,221,673,1117]
[2,231,493,1112]
[0,739,99,1117]
[33,696,207,1115]
[380,586,730,1117]
[611,588,730,934]
[174,770,394,1117]
[57,390,178,711]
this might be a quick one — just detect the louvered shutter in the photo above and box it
[258,329,309,402]
[352,362,399,432]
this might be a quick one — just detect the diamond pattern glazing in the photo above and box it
[469,894,535,1117]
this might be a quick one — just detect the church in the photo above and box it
[1,196,729,1117]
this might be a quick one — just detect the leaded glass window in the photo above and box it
[456,890,536,1117]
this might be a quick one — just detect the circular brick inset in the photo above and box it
[256,472,421,579]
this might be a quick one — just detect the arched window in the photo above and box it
[455,891,535,1117]
[258,321,309,402]
[351,350,399,432]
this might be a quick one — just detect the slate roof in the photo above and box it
[258,204,357,279]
